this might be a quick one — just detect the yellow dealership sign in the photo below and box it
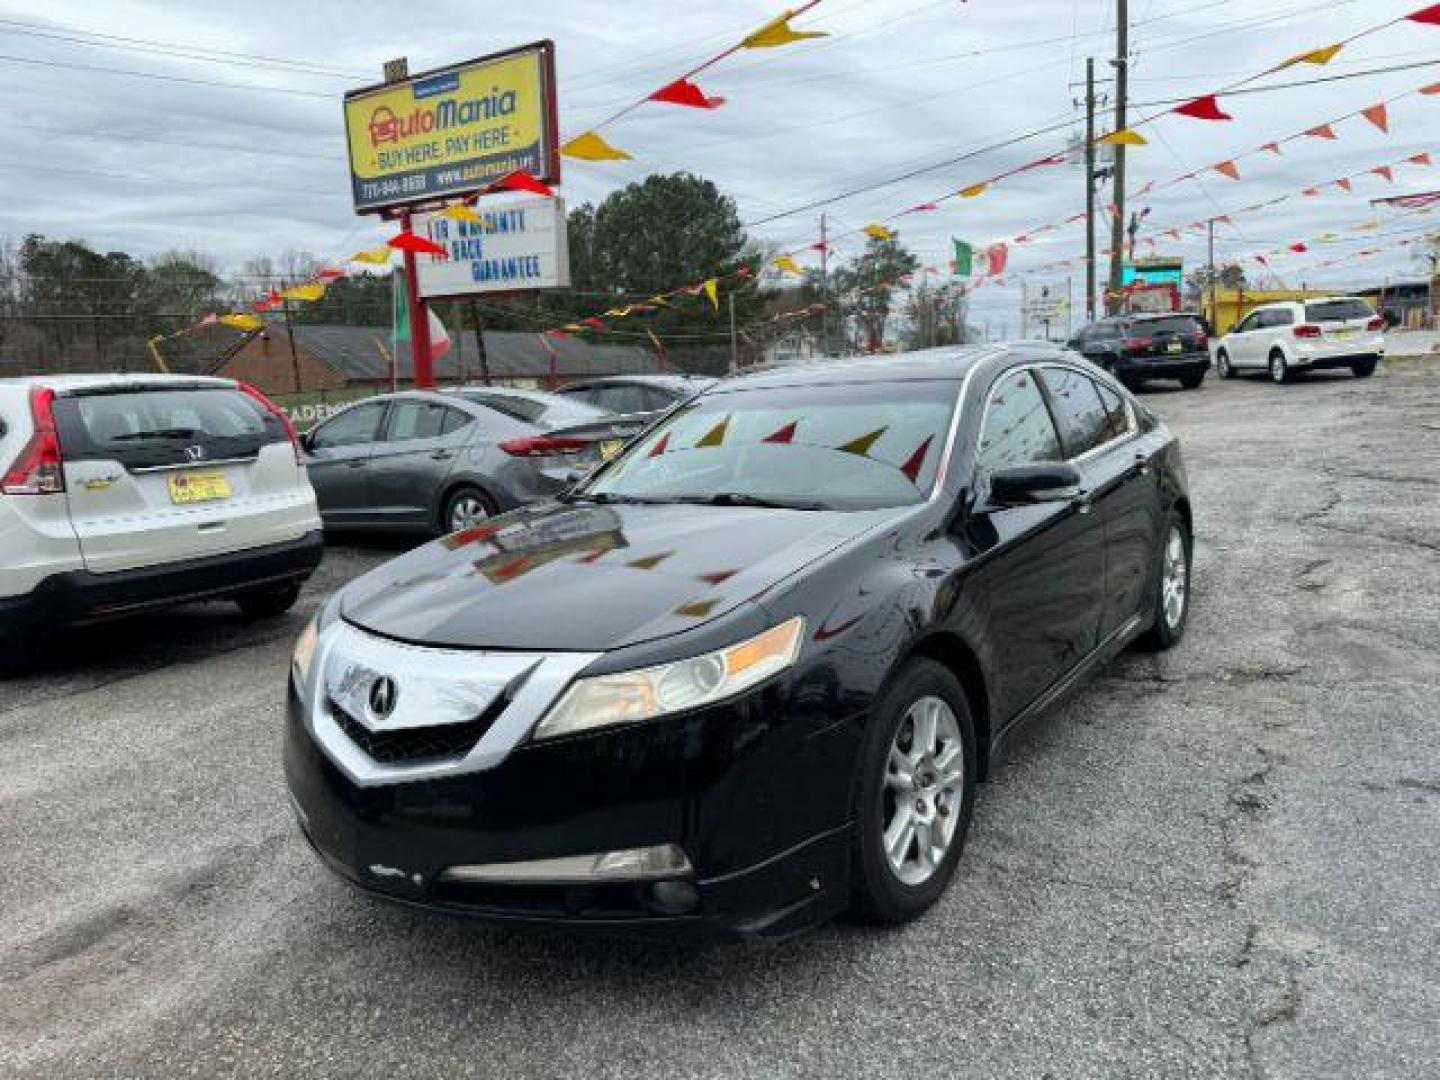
[343,42,558,214]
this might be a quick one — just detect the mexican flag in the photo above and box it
[392,268,452,372]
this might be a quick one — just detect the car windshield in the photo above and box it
[1304,299,1374,323]
[452,391,609,427]
[580,380,959,511]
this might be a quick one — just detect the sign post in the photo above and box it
[343,42,560,390]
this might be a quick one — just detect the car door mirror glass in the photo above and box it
[987,463,1083,507]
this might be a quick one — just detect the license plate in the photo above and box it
[1333,328,1356,339]
[1166,341,1183,354]
[167,470,231,504]
[599,439,627,460]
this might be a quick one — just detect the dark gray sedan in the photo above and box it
[302,388,643,535]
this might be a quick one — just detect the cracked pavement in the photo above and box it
[2,359,1438,1078]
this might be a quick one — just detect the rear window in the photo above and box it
[1304,299,1374,323]
[54,387,281,469]
[1134,316,1203,336]
[452,391,609,427]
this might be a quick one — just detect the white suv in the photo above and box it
[1215,296,1385,383]
[0,374,323,670]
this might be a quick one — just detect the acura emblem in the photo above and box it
[367,676,398,720]
[184,444,207,463]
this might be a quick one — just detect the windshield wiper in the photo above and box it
[680,492,832,511]
[560,491,679,505]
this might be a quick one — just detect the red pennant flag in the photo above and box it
[1408,152,1433,166]
[1260,141,1283,155]
[1305,124,1337,140]
[316,268,345,281]
[387,230,446,256]
[905,202,938,213]
[1289,243,1309,253]
[1423,82,1440,94]
[1174,94,1232,121]
[1336,177,1353,192]
[1303,187,1320,196]
[1360,103,1389,132]
[763,421,798,444]
[489,169,554,197]
[647,432,671,458]
[546,328,569,338]
[650,77,725,108]
[1372,165,1395,182]
[1214,215,1232,225]
[1213,160,1241,180]
[809,242,832,253]
[899,436,935,484]
[1405,3,1440,24]
[985,242,1008,276]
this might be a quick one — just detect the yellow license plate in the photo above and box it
[1333,329,1356,339]
[599,439,627,460]
[167,470,231,505]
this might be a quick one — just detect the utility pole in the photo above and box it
[1085,57,1098,322]
[819,212,831,355]
[468,300,492,385]
[282,298,303,394]
[1206,219,1217,331]
[728,293,739,374]
[1107,0,1129,316]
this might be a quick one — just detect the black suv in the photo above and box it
[1068,313,1211,390]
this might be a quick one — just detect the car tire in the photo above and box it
[850,658,977,924]
[1136,510,1192,652]
[235,582,302,619]
[1179,372,1205,390]
[1268,350,1290,384]
[1216,349,1234,379]
[441,485,497,535]
[1351,357,1377,378]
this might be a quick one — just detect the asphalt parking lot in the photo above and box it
[3,358,1438,1079]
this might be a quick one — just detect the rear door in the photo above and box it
[52,383,311,574]
[367,399,470,528]
[1304,298,1379,356]
[304,400,387,524]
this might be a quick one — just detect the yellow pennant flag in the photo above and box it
[1097,128,1147,146]
[1356,220,1381,231]
[1275,42,1344,70]
[282,282,326,302]
[696,415,730,448]
[958,183,989,199]
[741,10,828,48]
[863,223,895,240]
[837,427,888,457]
[219,313,261,332]
[351,246,392,265]
[442,204,483,224]
[562,130,634,161]
[703,278,719,310]
[773,255,804,275]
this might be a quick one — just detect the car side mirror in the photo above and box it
[987,463,1084,508]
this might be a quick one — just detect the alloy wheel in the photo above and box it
[882,696,964,886]
[448,494,490,531]
[1270,354,1286,383]
[1161,525,1188,629]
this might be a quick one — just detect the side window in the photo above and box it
[384,400,448,442]
[1234,312,1259,334]
[593,384,649,414]
[977,369,1063,475]
[1093,379,1131,441]
[440,406,472,436]
[310,402,385,449]
[1265,308,1294,328]
[1037,367,1112,458]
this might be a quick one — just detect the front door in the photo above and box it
[963,366,1108,722]
[304,400,387,524]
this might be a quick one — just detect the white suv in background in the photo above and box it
[1215,296,1385,383]
[0,374,323,671]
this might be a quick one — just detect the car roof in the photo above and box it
[716,344,1028,393]
[1128,311,1203,321]
[0,373,237,395]
[560,374,717,392]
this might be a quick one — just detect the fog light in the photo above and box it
[438,843,692,885]
[648,879,700,914]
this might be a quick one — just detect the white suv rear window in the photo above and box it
[1304,300,1374,323]
[55,387,282,469]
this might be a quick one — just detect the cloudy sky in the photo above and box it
[0,0,1435,332]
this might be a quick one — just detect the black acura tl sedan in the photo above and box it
[284,345,1192,938]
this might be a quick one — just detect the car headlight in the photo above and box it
[532,617,806,741]
[291,614,321,690]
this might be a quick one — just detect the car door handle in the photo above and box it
[1071,488,1094,515]
[430,449,455,461]
[1133,452,1151,477]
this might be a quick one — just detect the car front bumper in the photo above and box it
[282,677,857,940]
[0,529,324,631]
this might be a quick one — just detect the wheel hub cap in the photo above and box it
[1161,525,1188,629]
[882,696,964,886]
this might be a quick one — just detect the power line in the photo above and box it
[0,51,336,98]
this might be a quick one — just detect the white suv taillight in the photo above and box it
[1,386,65,495]
[1366,316,1386,332]
[239,382,302,465]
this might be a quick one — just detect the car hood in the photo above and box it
[340,500,891,651]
